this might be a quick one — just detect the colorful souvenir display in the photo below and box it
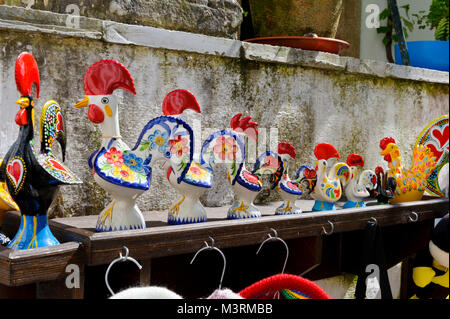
[297,143,350,211]
[0,52,82,249]
[370,166,397,205]
[415,115,449,197]
[253,142,303,215]
[342,154,377,208]
[379,137,437,203]
[201,113,264,219]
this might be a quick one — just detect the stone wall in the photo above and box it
[0,5,448,217]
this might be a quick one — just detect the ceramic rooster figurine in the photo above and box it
[74,59,148,231]
[379,137,437,203]
[201,113,267,219]
[0,52,82,249]
[342,154,377,208]
[253,142,303,215]
[370,166,396,205]
[297,143,350,211]
[131,89,212,225]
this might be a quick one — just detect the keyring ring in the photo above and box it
[105,246,142,296]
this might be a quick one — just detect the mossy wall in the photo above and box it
[0,30,448,216]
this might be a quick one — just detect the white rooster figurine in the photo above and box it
[297,143,350,211]
[342,154,377,208]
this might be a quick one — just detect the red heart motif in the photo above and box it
[7,159,24,188]
[431,125,448,149]
[49,159,67,172]
[304,168,316,179]
[243,171,259,185]
[334,189,340,197]
[426,143,444,162]
[56,112,64,132]
[287,181,299,190]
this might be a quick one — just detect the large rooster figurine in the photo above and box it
[201,113,268,219]
[297,143,350,211]
[379,137,437,203]
[0,52,82,249]
[253,142,303,215]
[342,154,377,208]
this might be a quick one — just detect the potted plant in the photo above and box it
[394,0,448,71]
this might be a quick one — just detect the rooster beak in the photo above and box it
[74,96,89,108]
[380,148,388,156]
[16,97,32,109]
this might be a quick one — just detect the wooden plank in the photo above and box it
[0,242,82,286]
[49,198,448,266]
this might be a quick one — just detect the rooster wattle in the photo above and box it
[0,52,82,249]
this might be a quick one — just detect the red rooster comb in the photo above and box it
[15,52,40,98]
[83,59,136,95]
[346,154,365,167]
[230,113,259,141]
[278,142,296,159]
[162,89,201,116]
[375,166,384,175]
[380,137,396,150]
[314,143,340,160]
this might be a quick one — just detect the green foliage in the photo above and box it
[413,0,449,40]
[377,5,414,45]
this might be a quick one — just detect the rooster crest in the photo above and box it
[230,113,259,141]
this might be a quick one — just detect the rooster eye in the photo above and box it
[101,97,109,104]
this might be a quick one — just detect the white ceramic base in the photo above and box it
[227,200,261,219]
[275,200,302,215]
[167,193,208,225]
[96,199,146,232]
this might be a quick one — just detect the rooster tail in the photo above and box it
[294,165,317,194]
[131,115,194,184]
[330,162,351,185]
[411,144,438,190]
[359,170,377,190]
[200,130,245,183]
[39,100,66,161]
[252,151,284,189]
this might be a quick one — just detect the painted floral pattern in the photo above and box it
[104,147,124,167]
[213,136,238,161]
[184,161,212,187]
[148,130,169,153]
[123,153,144,172]
[169,135,189,157]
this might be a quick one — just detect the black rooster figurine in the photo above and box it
[0,52,82,249]
[371,166,396,205]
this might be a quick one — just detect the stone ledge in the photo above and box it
[0,4,448,85]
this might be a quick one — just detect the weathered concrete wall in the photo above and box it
[0,5,448,217]
[2,0,243,39]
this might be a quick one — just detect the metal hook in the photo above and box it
[256,228,289,275]
[322,221,334,236]
[409,211,418,222]
[190,236,227,290]
[369,217,378,225]
[105,246,143,296]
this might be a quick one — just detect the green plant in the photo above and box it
[413,0,449,41]
[377,4,414,63]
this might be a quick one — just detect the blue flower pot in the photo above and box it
[395,41,449,71]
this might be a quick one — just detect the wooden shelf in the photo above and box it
[44,198,448,266]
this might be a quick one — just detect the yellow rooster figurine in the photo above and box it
[0,159,19,245]
[379,137,437,203]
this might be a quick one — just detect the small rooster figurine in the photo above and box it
[342,154,377,208]
[379,137,437,203]
[201,113,268,219]
[370,166,396,205]
[297,143,350,211]
[253,142,303,215]
[0,52,82,249]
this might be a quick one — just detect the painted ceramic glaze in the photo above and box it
[201,114,262,219]
[297,143,350,212]
[342,154,377,209]
[415,115,449,197]
[0,53,82,249]
[370,166,396,205]
[75,59,147,232]
[380,137,437,203]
